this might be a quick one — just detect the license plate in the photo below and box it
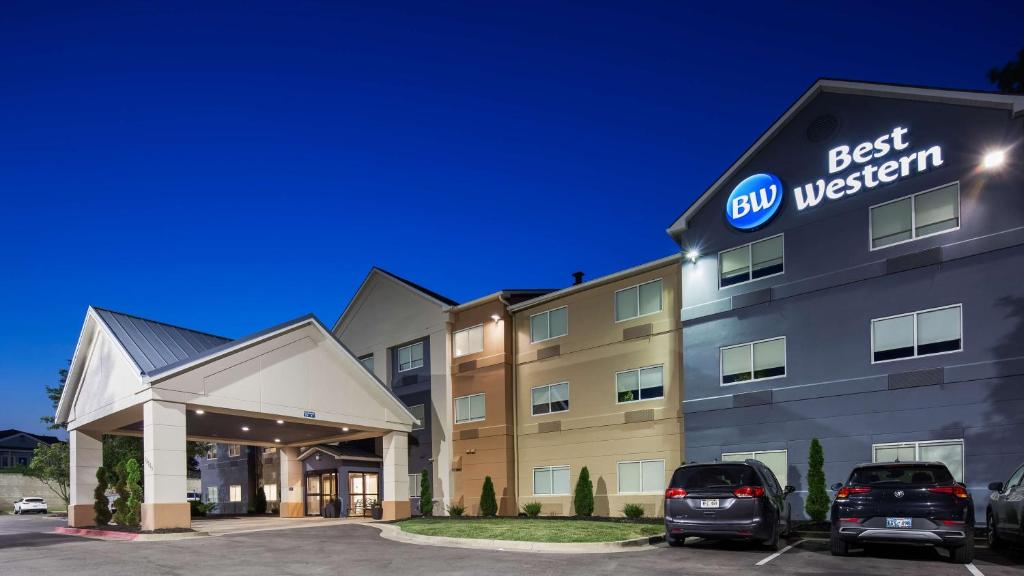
[886,517,912,528]
[699,499,720,508]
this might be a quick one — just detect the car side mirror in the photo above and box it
[988,481,1004,492]
[830,482,843,491]
[784,485,796,495]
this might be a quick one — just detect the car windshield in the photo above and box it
[850,465,953,486]
[670,464,760,490]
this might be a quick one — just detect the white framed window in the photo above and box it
[229,484,242,502]
[530,306,568,343]
[719,234,784,288]
[359,354,374,373]
[227,444,241,458]
[617,460,666,494]
[870,182,960,250]
[872,304,962,363]
[721,337,786,385]
[408,404,425,430]
[207,486,218,503]
[722,450,789,487]
[615,279,663,322]
[872,439,964,482]
[398,341,424,372]
[533,465,571,495]
[531,382,569,415]
[454,393,485,424]
[454,324,484,358]
[616,365,664,403]
[263,483,278,501]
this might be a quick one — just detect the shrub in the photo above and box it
[93,467,111,526]
[190,500,217,517]
[622,503,645,519]
[521,502,542,517]
[446,503,465,517]
[111,460,130,525]
[479,476,498,517]
[419,469,434,516]
[123,458,142,527]
[805,438,829,522]
[253,486,268,514]
[573,466,594,517]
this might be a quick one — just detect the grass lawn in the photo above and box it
[394,518,664,543]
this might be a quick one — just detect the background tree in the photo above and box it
[573,466,594,517]
[28,442,70,506]
[805,438,829,522]
[93,467,111,526]
[988,49,1024,94]
[40,364,69,430]
[419,469,433,516]
[479,476,497,517]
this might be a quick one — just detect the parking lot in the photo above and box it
[0,514,1020,576]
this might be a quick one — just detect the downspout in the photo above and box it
[501,295,520,514]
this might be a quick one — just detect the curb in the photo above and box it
[54,527,210,542]
[371,523,664,554]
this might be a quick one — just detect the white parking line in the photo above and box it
[755,540,802,566]
[966,563,984,576]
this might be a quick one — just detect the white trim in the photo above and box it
[870,304,963,364]
[718,233,785,290]
[870,438,965,481]
[454,393,486,424]
[532,465,571,496]
[614,364,665,404]
[453,324,484,358]
[720,336,787,386]
[397,341,425,372]
[529,306,568,344]
[530,381,570,416]
[614,278,664,323]
[869,181,961,251]
[616,459,667,495]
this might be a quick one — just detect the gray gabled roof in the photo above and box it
[93,307,231,376]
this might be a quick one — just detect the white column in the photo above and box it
[141,400,189,530]
[68,429,102,527]
[382,431,410,520]
[279,446,304,518]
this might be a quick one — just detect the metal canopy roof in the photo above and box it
[93,307,231,376]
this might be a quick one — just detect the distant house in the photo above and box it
[0,429,60,468]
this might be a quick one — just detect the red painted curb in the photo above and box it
[55,527,138,540]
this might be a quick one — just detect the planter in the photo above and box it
[371,506,383,520]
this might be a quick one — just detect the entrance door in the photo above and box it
[305,471,338,516]
[348,472,379,517]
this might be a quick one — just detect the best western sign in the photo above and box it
[725,127,943,230]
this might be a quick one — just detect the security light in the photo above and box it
[982,149,1006,170]
[276,419,284,424]
[685,249,700,263]
[491,314,501,322]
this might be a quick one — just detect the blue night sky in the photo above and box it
[1,1,1021,436]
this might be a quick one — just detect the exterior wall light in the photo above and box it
[982,149,1006,170]
[342,427,350,432]
[491,314,501,322]
[276,420,284,424]
[195,409,205,415]
[685,249,700,263]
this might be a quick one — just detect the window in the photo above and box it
[531,382,569,415]
[205,445,217,459]
[398,341,424,372]
[872,304,962,363]
[616,365,664,403]
[227,444,241,457]
[409,474,421,498]
[722,450,789,487]
[263,483,278,501]
[530,306,568,343]
[408,404,425,431]
[454,325,484,357]
[454,393,485,423]
[615,279,663,322]
[207,486,218,503]
[873,439,964,482]
[533,465,571,495]
[719,235,784,288]
[358,354,374,373]
[1004,466,1024,492]
[617,460,666,494]
[721,337,786,385]
[871,182,959,249]
[229,484,242,502]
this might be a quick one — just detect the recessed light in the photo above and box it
[241,426,250,432]
[195,410,205,415]
[276,420,284,424]
[274,438,280,443]
[342,427,350,432]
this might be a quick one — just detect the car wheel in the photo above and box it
[667,534,685,547]
[948,537,974,564]
[783,511,792,537]
[764,521,781,551]
[987,512,1003,549]
[830,525,850,557]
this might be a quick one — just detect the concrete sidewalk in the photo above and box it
[193,515,373,536]
[372,523,664,554]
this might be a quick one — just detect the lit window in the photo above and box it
[872,304,961,363]
[873,439,964,482]
[397,342,424,372]
[207,486,218,503]
[229,485,242,502]
[454,393,485,423]
[616,365,664,403]
[721,337,786,385]
[530,307,568,343]
[359,354,374,373]
[263,483,278,501]
[408,404,425,431]
[454,325,484,357]
[615,279,663,322]
[205,445,217,459]
[531,382,569,415]
[719,235,784,288]
[227,444,241,458]
[722,450,789,486]
[871,183,959,249]
[617,460,665,494]
[533,465,570,495]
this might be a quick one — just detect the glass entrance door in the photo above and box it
[305,471,337,516]
[348,472,379,517]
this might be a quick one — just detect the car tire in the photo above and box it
[948,537,974,564]
[667,534,685,547]
[830,525,849,557]
[783,512,792,537]
[764,522,781,551]
[987,512,1003,549]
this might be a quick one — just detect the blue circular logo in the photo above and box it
[725,173,783,230]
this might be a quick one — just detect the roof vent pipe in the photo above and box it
[572,271,584,285]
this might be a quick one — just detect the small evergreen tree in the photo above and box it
[805,438,829,522]
[254,486,268,514]
[112,460,130,525]
[93,467,111,526]
[419,469,433,516]
[123,458,142,527]
[573,466,594,517]
[479,476,498,517]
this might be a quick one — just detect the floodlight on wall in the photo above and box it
[491,314,501,323]
[685,249,700,263]
[982,149,1006,170]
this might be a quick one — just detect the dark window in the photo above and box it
[669,464,761,490]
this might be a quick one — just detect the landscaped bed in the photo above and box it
[393,517,664,543]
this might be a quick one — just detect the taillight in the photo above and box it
[941,520,966,525]
[665,488,687,499]
[733,486,765,498]
[928,485,969,499]
[835,486,871,499]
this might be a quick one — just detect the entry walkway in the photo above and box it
[192,515,374,536]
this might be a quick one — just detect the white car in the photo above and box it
[13,497,47,514]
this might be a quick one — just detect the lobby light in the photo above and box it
[276,419,284,424]
[195,409,205,415]
[982,149,1006,170]
[685,249,700,263]
[241,426,250,432]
